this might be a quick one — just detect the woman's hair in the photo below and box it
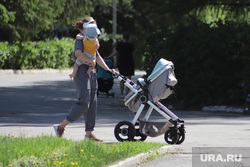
[74,16,97,30]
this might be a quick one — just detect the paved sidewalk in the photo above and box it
[1,70,250,167]
[0,70,146,141]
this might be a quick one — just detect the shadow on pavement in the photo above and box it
[0,73,249,128]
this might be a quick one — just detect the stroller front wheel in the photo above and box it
[114,121,136,142]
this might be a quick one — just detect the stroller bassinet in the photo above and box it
[112,58,185,144]
[124,59,177,113]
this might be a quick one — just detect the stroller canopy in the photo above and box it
[147,58,177,102]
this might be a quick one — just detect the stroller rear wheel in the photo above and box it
[114,121,136,142]
[133,122,147,141]
[164,128,179,144]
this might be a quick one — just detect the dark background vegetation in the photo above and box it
[0,0,249,108]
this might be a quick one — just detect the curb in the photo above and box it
[0,69,72,75]
[108,145,175,167]
[0,69,146,75]
[202,105,244,113]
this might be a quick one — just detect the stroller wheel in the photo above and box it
[114,121,136,142]
[164,128,179,144]
[134,122,147,141]
[176,127,185,144]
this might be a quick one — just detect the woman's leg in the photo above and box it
[84,71,102,141]
[55,65,101,141]
[60,119,70,129]
[67,65,90,123]
[55,65,90,136]
[84,70,97,132]
[54,119,70,137]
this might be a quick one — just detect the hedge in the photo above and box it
[0,38,75,69]
[142,20,250,108]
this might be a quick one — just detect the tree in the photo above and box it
[0,0,115,42]
[132,0,249,41]
[0,0,67,42]
[141,20,249,107]
[0,3,15,25]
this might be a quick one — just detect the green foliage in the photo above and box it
[0,0,115,42]
[0,135,164,167]
[133,0,249,42]
[0,3,15,25]
[0,38,75,70]
[91,0,249,70]
[0,0,67,41]
[55,0,96,28]
[142,20,250,108]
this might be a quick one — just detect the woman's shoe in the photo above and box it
[53,123,64,137]
[84,134,103,142]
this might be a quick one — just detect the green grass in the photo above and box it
[0,135,166,167]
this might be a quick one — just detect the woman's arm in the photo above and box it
[76,33,84,40]
[107,50,118,58]
[96,52,109,71]
[96,51,115,72]
[75,49,96,68]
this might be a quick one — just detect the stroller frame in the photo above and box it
[112,58,185,144]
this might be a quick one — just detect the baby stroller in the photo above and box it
[97,58,114,98]
[111,58,185,144]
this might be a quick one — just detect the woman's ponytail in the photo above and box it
[74,21,83,30]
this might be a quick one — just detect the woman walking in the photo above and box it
[54,16,115,142]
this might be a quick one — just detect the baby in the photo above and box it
[70,21,100,78]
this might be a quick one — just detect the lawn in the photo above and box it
[0,135,166,167]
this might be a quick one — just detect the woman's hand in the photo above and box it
[110,69,116,73]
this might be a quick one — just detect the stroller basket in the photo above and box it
[139,119,173,137]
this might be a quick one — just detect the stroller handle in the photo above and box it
[106,70,120,79]
[106,70,136,87]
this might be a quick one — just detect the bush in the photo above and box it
[0,38,75,69]
[142,20,250,108]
